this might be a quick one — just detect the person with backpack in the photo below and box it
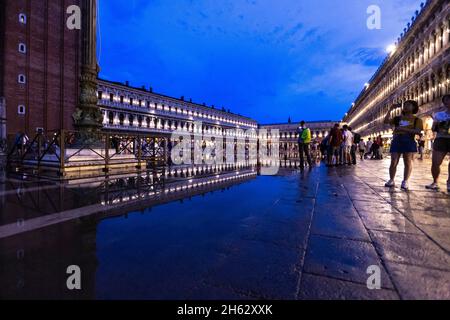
[297,121,312,170]
[383,101,423,191]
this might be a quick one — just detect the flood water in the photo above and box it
[0,164,307,300]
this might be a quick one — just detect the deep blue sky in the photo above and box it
[97,0,422,124]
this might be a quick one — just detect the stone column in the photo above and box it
[428,74,433,103]
[429,33,435,58]
[435,27,442,52]
[424,40,429,62]
[441,65,447,96]
[443,21,449,47]
[72,0,102,141]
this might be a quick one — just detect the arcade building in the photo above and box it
[343,0,450,150]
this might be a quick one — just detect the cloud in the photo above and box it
[98,0,424,123]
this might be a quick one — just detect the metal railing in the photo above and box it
[6,129,170,176]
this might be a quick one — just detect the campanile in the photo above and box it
[0,0,99,137]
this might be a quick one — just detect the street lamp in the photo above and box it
[386,44,397,55]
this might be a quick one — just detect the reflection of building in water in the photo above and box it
[259,121,337,161]
[0,217,98,300]
[0,167,256,299]
[343,0,449,149]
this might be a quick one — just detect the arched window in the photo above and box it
[18,74,26,84]
[18,105,26,115]
[18,43,26,53]
[19,13,27,24]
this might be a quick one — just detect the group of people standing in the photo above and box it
[296,94,450,192]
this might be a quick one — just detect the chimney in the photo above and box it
[125,81,129,86]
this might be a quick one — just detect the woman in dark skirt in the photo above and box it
[383,100,423,191]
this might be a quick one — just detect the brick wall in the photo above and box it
[1,0,83,136]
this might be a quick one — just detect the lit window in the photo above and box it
[18,74,26,84]
[18,105,26,115]
[18,43,26,53]
[19,13,27,24]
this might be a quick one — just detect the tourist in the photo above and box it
[297,121,312,170]
[338,134,345,166]
[327,124,343,167]
[349,127,359,165]
[383,100,423,191]
[375,135,384,160]
[426,94,450,192]
[320,135,329,161]
[112,136,120,154]
[358,139,366,161]
[342,125,353,165]
[365,138,373,159]
[417,133,426,160]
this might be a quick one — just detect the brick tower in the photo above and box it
[0,0,100,138]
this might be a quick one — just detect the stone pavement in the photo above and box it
[0,158,449,300]
[188,157,450,300]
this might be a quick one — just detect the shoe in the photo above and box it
[401,180,409,191]
[385,180,395,188]
[425,183,440,191]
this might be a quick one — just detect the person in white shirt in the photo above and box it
[342,125,353,165]
[358,139,366,161]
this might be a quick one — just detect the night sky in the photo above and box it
[98,0,422,124]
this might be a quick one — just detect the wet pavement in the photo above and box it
[0,157,449,300]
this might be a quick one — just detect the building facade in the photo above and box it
[97,79,258,135]
[344,0,450,148]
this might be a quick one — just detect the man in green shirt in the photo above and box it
[297,121,313,170]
